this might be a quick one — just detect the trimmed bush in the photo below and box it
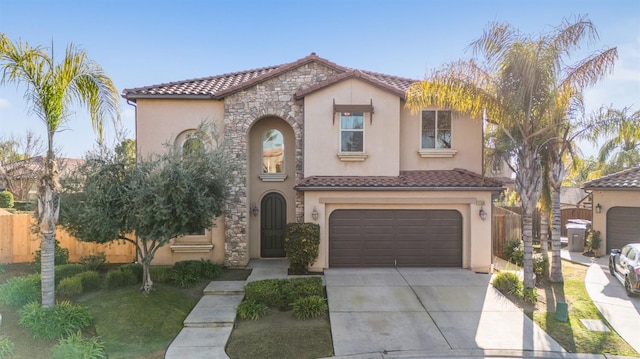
[0,274,41,306]
[13,200,35,211]
[18,301,93,339]
[149,267,173,284]
[293,295,327,320]
[57,276,83,298]
[245,277,324,310]
[503,239,524,266]
[0,190,14,208]
[52,332,107,359]
[76,271,101,291]
[34,240,69,268]
[55,263,85,284]
[284,222,320,274]
[171,260,201,287]
[104,269,137,289]
[0,262,4,275]
[0,336,15,359]
[492,271,522,296]
[237,299,270,320]
[118,263,143,282]
[80,253,106,271]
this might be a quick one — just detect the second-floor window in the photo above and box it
[422,110,452,149]
[340,112,364,152]
[262,129,284,174]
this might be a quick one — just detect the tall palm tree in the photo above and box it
[588,106,640,172]
[406,16,616,289]
[0,34,120,308]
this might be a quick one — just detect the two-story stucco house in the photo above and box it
[122,53,503,273]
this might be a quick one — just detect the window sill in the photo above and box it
[259,173,288,182]
[418,149,457,158]
[337,152,368,162]
[170,244,214,253]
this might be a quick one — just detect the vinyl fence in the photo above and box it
[0,212,135,264]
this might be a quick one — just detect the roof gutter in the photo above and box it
[121,94,215,101]
[294,186,505,192]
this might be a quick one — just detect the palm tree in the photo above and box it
[0,34,120,308]
[588,106,640,172]
[406,16,616,289]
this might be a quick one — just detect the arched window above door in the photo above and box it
[260,129,287,181]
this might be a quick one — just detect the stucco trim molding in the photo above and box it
[170,244,214,253]
[259,173,288,182]
[337,152,368,161]
[418,149,458,158]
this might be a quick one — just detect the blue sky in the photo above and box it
[1,0,639,158]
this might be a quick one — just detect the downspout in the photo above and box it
[125,98,140,264]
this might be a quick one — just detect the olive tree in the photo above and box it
[59,125,233,293]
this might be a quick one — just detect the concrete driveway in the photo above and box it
[325,268,564,357]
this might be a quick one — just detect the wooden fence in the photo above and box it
[560,208,592,236]
[0,213,135,264]
[493,206,522,259]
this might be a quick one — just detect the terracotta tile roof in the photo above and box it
[122,53,417,101]
[583,167,640,190]
[295,169,504,191]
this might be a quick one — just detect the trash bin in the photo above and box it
[566,222,587,252]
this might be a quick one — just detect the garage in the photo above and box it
[607,206,640,252]
[329,209,462,267]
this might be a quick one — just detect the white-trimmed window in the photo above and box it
[340,112,364,152]
[262,129,284,174]
[421,110,452,149]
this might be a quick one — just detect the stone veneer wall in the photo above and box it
[222,62,340,267]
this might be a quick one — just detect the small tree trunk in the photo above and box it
[141,257,154,294]
[539,210,549,277]
[40,231,56,308]
[550,188,563,282]
[522,206,535,289]
[38,149,60,309]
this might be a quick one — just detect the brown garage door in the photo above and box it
[607,206,640,252]
[329,209,462,267]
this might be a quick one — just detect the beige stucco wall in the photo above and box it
[304,79,401,176]
[248,117,298,258]
[134,98,227,265]
[400,105,483,173]
[590,189,640,256]
[303,190,494,273]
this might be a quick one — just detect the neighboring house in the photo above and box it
[583,166,640,254]
[0,156,84,201]
[122,53,504,272]
[560,187,590,209]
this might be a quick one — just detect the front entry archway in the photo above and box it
[261,192,287,257]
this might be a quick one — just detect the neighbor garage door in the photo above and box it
[329,209,462,267]
[607,206,640,252]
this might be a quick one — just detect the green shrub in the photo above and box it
[18,301,93,339]
[0,190,14,208]
[149,267,173,284]
[104,269,137,289]
[284,223,320,274]
[118,263,143,282]
[199,259,222,279]
[492,271,522,296]
[52,332,107,359]
[76,271,101,291]
[0,336,15,359]
[57,276,83,298]
[293,295,327,320]
[586,230,601,251]
[533,254,549,281]
[55,263,85,284]
[237,299,270,320]
[245,277,324,310]
[34,240,69,268]
[13,200,35,211]
[244,279,286,308]
[171,260,202,287]
[0,274,41,306]
[503,239,524,266]
[80,253,106,271]
[522,287,538,303]
[0,262,4,275]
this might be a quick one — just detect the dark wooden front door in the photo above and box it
[261,192,286,257]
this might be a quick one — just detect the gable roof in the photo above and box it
[583,166,640,190]
[122,53,416,101]
[295,169,504,191]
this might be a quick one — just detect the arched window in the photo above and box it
[262,129,284,174]
[182,136,205,159]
